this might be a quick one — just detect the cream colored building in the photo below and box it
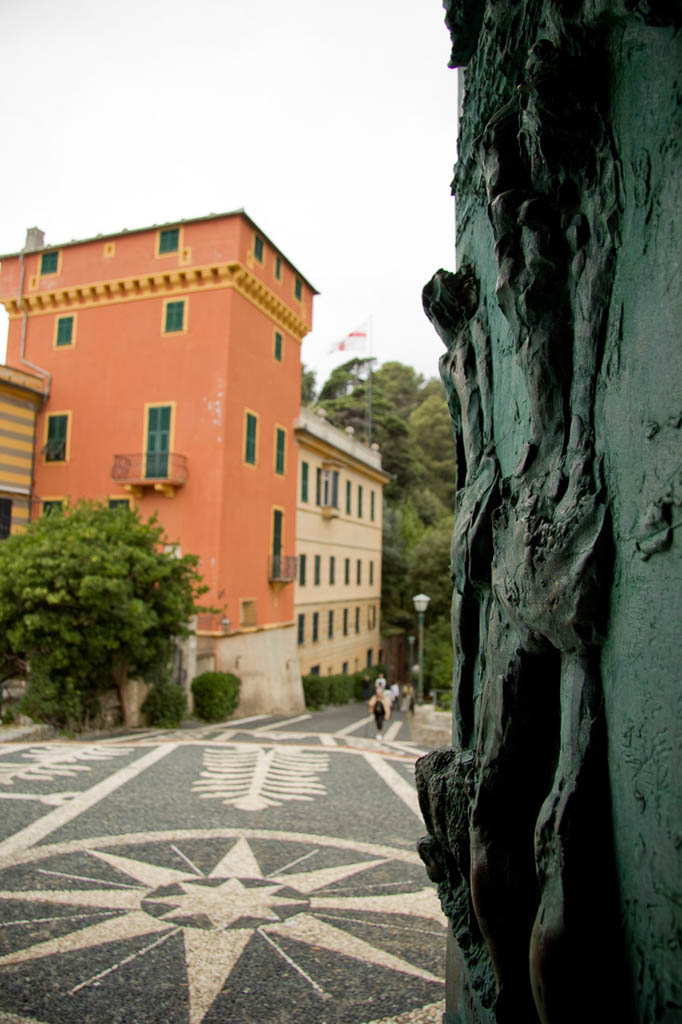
[294,408,390,677]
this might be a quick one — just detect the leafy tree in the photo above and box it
[409,393,458,509]
[0,501,208,729]
[301,365,317,406]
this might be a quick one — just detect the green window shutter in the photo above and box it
[301,461,309,502]
[40,252,58,274]
[275,256,282,280]
[56,317,73,347]
[357,559,362,585]
[358,485,363,518]
[274,332,283,361]
[371,491,375,521]
[272,509,283,557]
[146,406,170,477]
[312,612,319,642]
[297,614,304,645]
[299,553,307,586]
[316,468,321,505]
[165,300,184,333]
[328,610,334,639]
[314,555,321,585]
[295,277,302,301]
[254,236,264,262]
[343,609,348,635]
[332,471,339,508]
[159,228,179,253]
[275,428,286,474]
[355,607,360,633]
[42,500,63,515]
[370,561,374,585]
[46,415,67,461]
[346,480,351,514]
[245,413,257,464]
[345,558,350,584]
[329,556,335,585]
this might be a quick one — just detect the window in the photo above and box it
[254,235,264,262]
[294,276,302,301]
[355,607,360,633]
[240,599,257,627]
[312,612,319,642]
[42,500,63,515]
[45,414,68,462]
[310,664,320,676]
[56,316,73,347]
[275,427,286,475]
[272,508,283,558]
[108,498,131,510]
[301,462,309,502]
[328,610,334,639]
[329,556,335,585]
[356,559,362,585]
[164,300,185,333]
[358,485,363,518]
[159,228,179,254]
[369,561,374,586]
[346,480,351,514]
[274,331,283,362]
[299,553,307,586]
[0,498,11,539]
[314,555,321,585]
[146,405,171,477]
[244,412,258,465]
[318,468,338,508]
[367,650,373,668]
[40,251,58,275]
[342,661,348,674]
[371,491,376,521]
[297,614,305,646]
[344,558,350,585]
[275,255,282,280]
[343,608,348,635]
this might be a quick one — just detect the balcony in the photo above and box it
[268,554,297,586]
[111,452,188,498]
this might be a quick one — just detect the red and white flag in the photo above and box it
[328,321,369,355]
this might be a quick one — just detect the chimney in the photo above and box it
[23,227,45,253]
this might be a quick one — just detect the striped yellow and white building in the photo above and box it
[0,365,45,537]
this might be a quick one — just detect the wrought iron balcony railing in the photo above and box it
[269,555,297,583]
[111,453,188,495]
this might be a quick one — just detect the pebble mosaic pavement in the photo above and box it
[0,706,447,1024]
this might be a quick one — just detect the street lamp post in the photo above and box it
[412,593,430,705]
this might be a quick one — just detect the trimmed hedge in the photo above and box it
[191,671,240,722]
[302,665,387,710]
[142,682,187,728]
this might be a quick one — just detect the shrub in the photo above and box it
[191,671,240,722]
[301,664,388,710]
[142,682,187,728]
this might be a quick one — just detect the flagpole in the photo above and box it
[367,316,373,445]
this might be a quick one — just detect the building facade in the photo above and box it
[0,365,45,538]
[294,407,389,677]
[0,212,316,716]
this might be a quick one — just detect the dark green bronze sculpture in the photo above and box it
[417,3,682,1022]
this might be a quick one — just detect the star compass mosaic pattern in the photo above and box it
[0,828,446,1024]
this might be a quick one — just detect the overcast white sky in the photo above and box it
[0,0,458,390]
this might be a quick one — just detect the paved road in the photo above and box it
[0,704,446,1024]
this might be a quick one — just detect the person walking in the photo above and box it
[369,688,390,741]
[375,671,387,694]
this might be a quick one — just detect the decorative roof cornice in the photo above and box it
[2,261,310,341]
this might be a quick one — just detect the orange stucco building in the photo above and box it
[0,212,316,716]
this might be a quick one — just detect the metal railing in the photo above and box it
[111,452,189,484]
[268,555,297,583]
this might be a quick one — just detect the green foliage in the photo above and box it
[0,501,209,730]
[191,671,240,722]
[142,682,187,728]
[302,665,386,710]
[301,365,317,405]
